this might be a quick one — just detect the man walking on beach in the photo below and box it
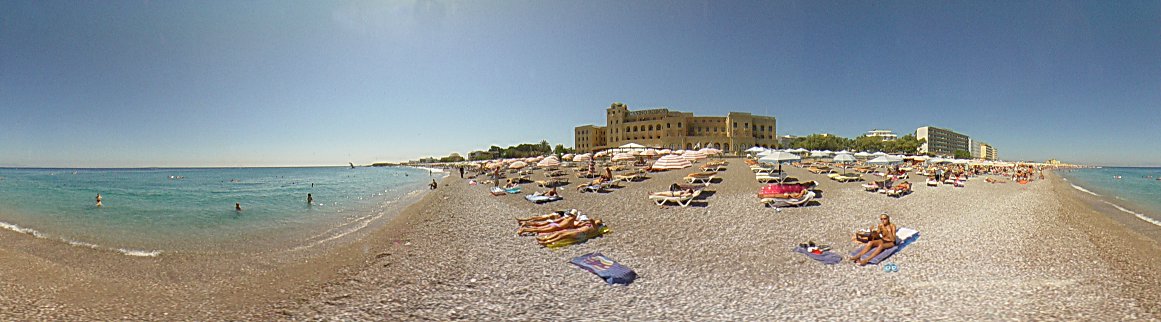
[459,166,464,178]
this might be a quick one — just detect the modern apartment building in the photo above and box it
[979,143,998,161]
[916,126,970,157]
[573,102,778,153]
[865,129,898,141]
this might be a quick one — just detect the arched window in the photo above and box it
[678,123,682,128]
[648,125,653,131]
[667,123,671,129]
[723,143,730,152]
[686,143,693,150]
[713,143,721,149]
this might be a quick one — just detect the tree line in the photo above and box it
[783,134,926,155]
[420,140,577,163]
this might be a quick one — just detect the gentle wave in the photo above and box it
[409,166,446,174]
[0,220,162,257]
[1070,184,1101,197]
[1102,201,1161,228]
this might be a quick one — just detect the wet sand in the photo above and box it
[3,162,1161,320]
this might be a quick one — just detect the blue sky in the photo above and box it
[2,1,1158,167]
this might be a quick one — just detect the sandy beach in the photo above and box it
[2,160,1161,320]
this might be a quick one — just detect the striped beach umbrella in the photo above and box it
[508,161,527,169]
[681,150,706,162]
[652,154,692,170]
[573,153,592,163]
[611,153,635,162]
[561,154,575,161]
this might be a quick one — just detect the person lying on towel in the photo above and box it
[518,215,590,235]
[516,209,572,224]
[537,219,603,246]
[531,187,559,197]
[851,214,897,266]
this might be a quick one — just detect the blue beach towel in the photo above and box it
[524,194,562,203]
[850,228,920,265]
[793,246,842,265]
[570,252,637,285]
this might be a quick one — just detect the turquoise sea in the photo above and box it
[0,166,440,256]
[1059,167,1161,227]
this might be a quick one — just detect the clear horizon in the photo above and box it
[2,1,1159,167]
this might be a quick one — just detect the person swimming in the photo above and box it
[235,202,242,212]
[96,193,103,207]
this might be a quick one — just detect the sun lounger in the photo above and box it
[850,227,920,265]
[755,174,785,183]
[536,179,567,188]
[577,181,615,193]
[612,174,644,183]
[831,173,863,182]
[701,165,725,172]
[649,189,702,207]
[751,166,777,175]
[760,190,815,208]
[862,182,881,192]
[926,179,939,187]
[684,171,717,185]
[527,192,561,203]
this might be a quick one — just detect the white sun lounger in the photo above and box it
[649,189,703,207]
[760,190,815,208]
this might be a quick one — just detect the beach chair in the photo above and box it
[525,194,562,204]
[760,190,815,208]
[926,179,939,187]
[755,174,783,184]
[577,181,615,193]
[684,171,717,185]
[862,182,881,192]
[649,189,703,207]
[536,179,566,188]
[701,164,725,172]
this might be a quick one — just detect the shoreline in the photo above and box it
[0,172,446,320]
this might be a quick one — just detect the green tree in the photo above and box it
[851,135,885,152]
[954,150,971,159]
[882,134,924,154]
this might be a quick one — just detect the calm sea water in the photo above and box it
[0,166,440,256]
[1059,167,1161,227]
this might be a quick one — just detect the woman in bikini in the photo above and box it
[536,219,602,245]
[852,214,897,266]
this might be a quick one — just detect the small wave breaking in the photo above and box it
[0,220,162,257]
[1102,201,1161,228]
[1070,184,1101,197]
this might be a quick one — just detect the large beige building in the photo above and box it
[574,102,777,154]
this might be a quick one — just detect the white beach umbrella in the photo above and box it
[854,152,872,158]
[758,151,801,174]
[594,151,609,158]
[790,148,809,153]
[508,161,527,169]
[611,153,635,162]
[681,150,706,162]
[867,156,901,165]
[573,153,592,163]
[872,151,889,157]
[745,146,766,153]
[537,156,561,168]
[652,154,692,170]
[810,150,833,158]
[561,153,574,161]
[833,152,857,174]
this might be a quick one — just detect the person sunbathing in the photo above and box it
[758,189,806,200]
[852,214,897,266]
[532,187,559,197]
[985,177,1007,184]
[504,181,519,189]
[891,181,911,191]
[536,219,603,245]
[517,215,583,234]
[516,209,572,224]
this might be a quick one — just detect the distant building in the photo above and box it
[779,134,799,147]
[865,129,898,141]
[573,102,777,153]
[467,151,496,160]
[969,139,999,161]
[916,126,970,157]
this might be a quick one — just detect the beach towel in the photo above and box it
[793,246,842,265]
[505,187,522,194]
[761,184,804,195]
[525,194,562,203]
[570,252,637,285]
[850,227,920,265]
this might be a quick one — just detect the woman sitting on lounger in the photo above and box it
[852,214,897,266]
[536,219,602,245]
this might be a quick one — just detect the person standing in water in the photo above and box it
[307,193,313,205]
[96,193,103,207]
[235,202,242,212]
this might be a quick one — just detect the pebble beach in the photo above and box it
[2,159,1161,320]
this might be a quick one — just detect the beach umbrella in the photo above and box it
[867,156,901,165]
[537,156,560,168]
[833,152,857,174]
[652,154,692,170]
[573,153,592,163]
[659,149,673,155]
[810,150,833,158]
[745,146,766,154]
[872,151,888,157]
[790,148,809,153]
[854,152,872,159]
[594,151,609,158]
[611,153,635,162]
[561,153,575,161]
[641,149,659,157]
[758,151,801,175]
[508,161,527,169]
[681,150,706,162]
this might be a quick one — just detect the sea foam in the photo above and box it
[1102,201,1161,228]
[1070,184,1101,197]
